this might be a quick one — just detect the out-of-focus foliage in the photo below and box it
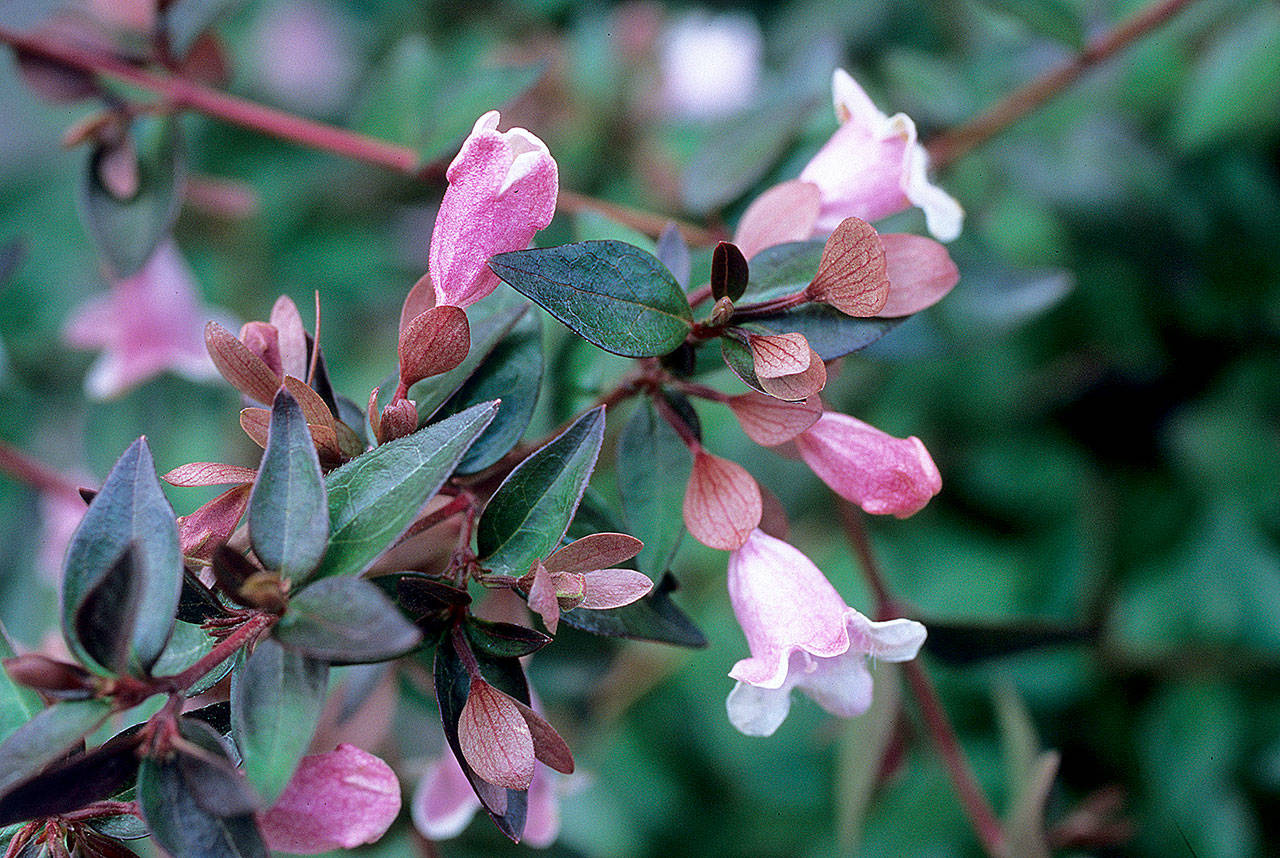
[0,0,1277,855]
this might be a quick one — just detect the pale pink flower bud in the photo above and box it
[799,69,962,242]
[726,529,925,736]
[63,242,223,400]
[430,111,558,308]
[258,744,401,854]
[794,413,941,518]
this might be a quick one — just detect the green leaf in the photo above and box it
[433,632,527,841]
[164,0,246,56]
[0,730,141,827]
[618,399,691,577]
[150,620,230,696]
[464,617,551,659]
[437,310,543,474]
[62,438,182,676]
[79,115,185,278]
[230,638,328,806]
[837,663,901,851]
[977,0,1085,49]
[314,401,498,580]
[489,241,693,358]
[137,721,266,858]
[249,389,329,580]
[1173,6,1280,152]
[0,625,42,742]
[274,577,422,663]
[559,571,707,647]
[0,699,112,795]
[720,335,771,397]
[477,406,606,575]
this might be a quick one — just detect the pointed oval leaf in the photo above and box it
[711,241,750,302]
[269,296,309,382]
[230,638,329,806]
[205,322,281,406]
[249,389,329,580]
[433,634,528,841]
[477,407,606,575]
[511,698,574,775]
[805,217,889,317]
[163,463,257,487]
[74,545,145,677]
[580,569,653,609]
[62,438,181,676]
[79,115,185,278]
[177,484,251,562]
[464,618,551,659]
[0,731,141,827]
[618,400,692,578]
[274,577,422,663]
[312,401,498,580]
[559,572,707,647]
[544,533,643,575]
[489,241,692,357]
[137,742,267,858]
[436,310,543,474]
[0,699,112,796]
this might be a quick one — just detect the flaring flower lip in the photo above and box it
[429,110,558,309]
[798,69,963,243]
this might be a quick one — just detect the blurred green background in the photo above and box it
[1,0,1278,855]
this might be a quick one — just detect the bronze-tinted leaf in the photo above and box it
[543,532,643,575]
[163,462,257,487]
[682,451,762,551]
[733,179,821,259]
[758,348,827,400]
[205,322,281,404]
[399,305,471,387]
[805,217,889,317]
[457,679,534,790]
[728,392,822,446]
[747,332,811,379]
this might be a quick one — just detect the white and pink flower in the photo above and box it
[725,529,925,736]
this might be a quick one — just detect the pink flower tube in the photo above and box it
[799,69,962,242]
[795,412,942,518]
[430,110,559,308]
[726,529,926,736]
[257,744,402,854]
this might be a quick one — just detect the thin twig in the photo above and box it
[0,439,87,498]
[839,502,1007,858]
[925,0,1200,169]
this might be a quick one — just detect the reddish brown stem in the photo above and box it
[839,502,1007,858]
[0,439,86,498]
[157,611,274,693]
[59,800,139,823]
[399,493,472,543]
[925,0,1200,169]
[649,389,701,452]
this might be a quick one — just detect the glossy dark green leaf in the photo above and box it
[0,731,141,827]
[978,0,1085,49]
[477,407,606,575]
[742,240,822,299]
[62,438,181,676]
[314,400,498,580]
[464,617,551,659]
[0,699,111,795]
[73,546,144,677]
[559,572,707,647]
[150,620,229,696]
[274,576,422,663]
[618,399,692,578]
[249,389,329,580]
[922,619,1097,666]
[137,724,266,858]
[437,309,543,474]
[230,638,328,805]
[79,116,185,278]
[0,624,44,742]
[409,294,530,423]
[89,813,150,841]
[490,241,693,358]
[433,632,527,841]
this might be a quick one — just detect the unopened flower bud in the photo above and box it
[710,296,735,326]
[239,321,283,378]
[3,653,96,696]
[379,398,419,443]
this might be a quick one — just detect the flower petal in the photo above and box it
[725,679,793,737]
[411,753,481,841]
[258,744,401,854]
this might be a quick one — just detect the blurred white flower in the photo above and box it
[658,10,762,120]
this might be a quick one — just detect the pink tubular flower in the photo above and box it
[257,744,401,854]
[429,110,559,308]
[799,69,963,242]
[726,529,925,737]
[63,242,223,399]
[795,412,942,518]
[411,747,562,848]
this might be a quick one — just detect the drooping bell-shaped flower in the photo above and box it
[257,744,401,854]
[430,110,558,308]
[794,412,942,518]
[726,529,925,737]
[63,242,223,399]
[799,69,962,242]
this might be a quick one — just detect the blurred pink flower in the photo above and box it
[658,10,763,120]
[799,69,963,242]
[63,242,221,399]
[257,744,401,854]
[411,747,562,848]
[726,529,925,736]
[37,488,86,585]
[247,0,359,116]
[430,110,558,309]
[794,412,942,518]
